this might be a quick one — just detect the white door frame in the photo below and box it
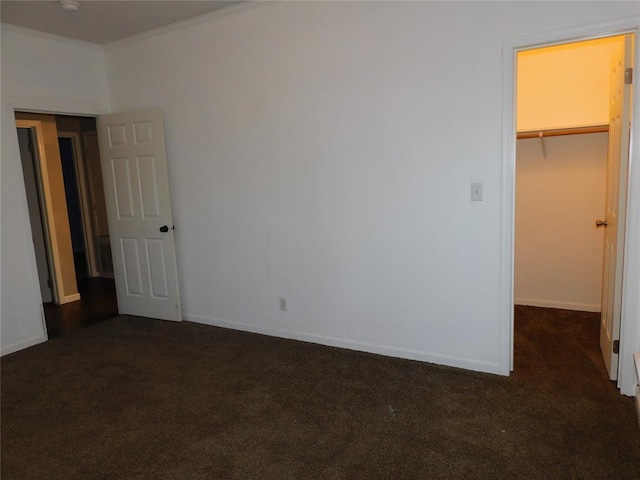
[16,125,57,304]
[15,119,63,304]
[58,131,98,278]
[501,16,640,396]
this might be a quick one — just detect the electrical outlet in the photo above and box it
[471,182,484,201]
[280,298,287,311]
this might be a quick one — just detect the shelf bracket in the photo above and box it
[539,131,547,158]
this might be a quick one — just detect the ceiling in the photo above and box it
[0,1,243,45]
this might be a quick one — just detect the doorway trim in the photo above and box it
[15,116,82,305]
[58,131,98,278]
[500,16,640,396]
[15,119,63,304]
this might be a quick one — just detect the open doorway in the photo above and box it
[16,112,118,338]
[513,35,633,383]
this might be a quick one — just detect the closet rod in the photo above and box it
[517,124,609,140]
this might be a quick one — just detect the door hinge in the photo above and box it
[625,67,633,85]
[47,278,52,288]
[613,340,620,354]
[27,141,35,156]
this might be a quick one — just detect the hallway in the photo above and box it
[43,277,118,339]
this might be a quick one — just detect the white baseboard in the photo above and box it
[183,312,501,375]
[636,388,640,428]
[1,335,44,356]
[60,293,81,304]
[634,354,640,426]
[40,304,49,342]
[515,297,600,313]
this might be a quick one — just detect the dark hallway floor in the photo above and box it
[43,277,118,339]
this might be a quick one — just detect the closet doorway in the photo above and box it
[514,34,633,381]
[16,112,118,338]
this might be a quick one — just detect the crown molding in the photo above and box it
[103,1,261,50]
[0,22,103,50]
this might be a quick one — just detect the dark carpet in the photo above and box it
[2,306,639,479]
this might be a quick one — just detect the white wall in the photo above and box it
[1,26,109,114]
[1,103,46,354]
[0,25,109,354]
[515,133,607,311]
[104,1,640,374]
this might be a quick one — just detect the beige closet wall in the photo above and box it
[515,134,608,311]
[517,36,624,131]
[15,112,79,303]
[515,36,625,312]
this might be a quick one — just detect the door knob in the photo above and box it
[595,219,608,228]
[159,225,169,233]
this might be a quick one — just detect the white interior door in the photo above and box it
[600,35,633,380]
[97,108,182,321]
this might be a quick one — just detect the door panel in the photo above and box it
[600,35,633,380]
[112,157,135,218]
[138,156,161,218]
[98,108,181,321]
